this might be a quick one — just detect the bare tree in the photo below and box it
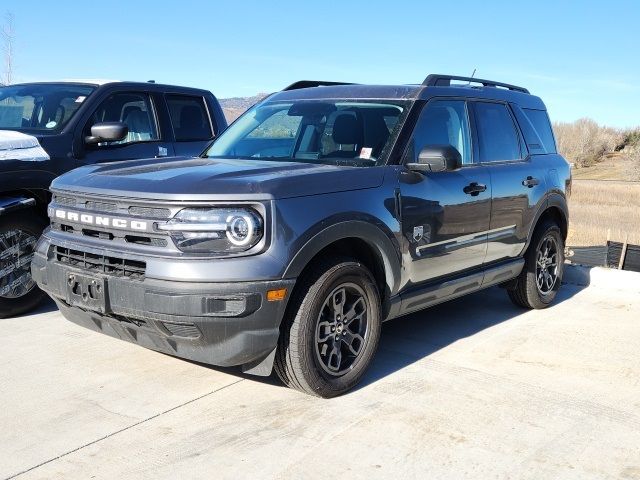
[1,12,15,85]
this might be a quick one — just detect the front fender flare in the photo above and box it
[283,220,401,296]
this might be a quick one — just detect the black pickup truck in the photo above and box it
[0,80,227,317]
[33,74,570,397]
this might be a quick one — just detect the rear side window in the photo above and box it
[523,108,557,154]
[474,102,521,162]
[166,95,213,141]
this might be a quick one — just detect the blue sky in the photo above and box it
[3,0,639,127]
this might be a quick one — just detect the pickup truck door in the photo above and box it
[469,101,547,263]
[399,99,491,285]
[79,90,174,164]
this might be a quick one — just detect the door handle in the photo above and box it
[463,182,487,196]
[522,176,540,188]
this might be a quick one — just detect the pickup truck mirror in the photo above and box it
[85,122,128,145]
[407,145,462,173]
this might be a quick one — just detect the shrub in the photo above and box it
[553,118,624,168]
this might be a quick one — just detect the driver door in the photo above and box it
[399,99,491,284]
[80,91,174,164]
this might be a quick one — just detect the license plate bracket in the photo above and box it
[66,272,107,313]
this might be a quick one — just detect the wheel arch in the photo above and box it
[525,193,568,251]
[283,221,401,313]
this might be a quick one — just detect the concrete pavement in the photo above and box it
[1,266,639,480]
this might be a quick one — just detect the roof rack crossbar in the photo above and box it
[283,80,356,91]
[423,74,529,94]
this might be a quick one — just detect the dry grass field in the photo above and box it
[567,180,640,246]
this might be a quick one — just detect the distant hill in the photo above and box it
[219,93,268,122]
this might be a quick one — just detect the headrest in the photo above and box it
[332,114,363,145]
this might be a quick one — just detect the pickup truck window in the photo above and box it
[87,92,159,146]
[206,100,407,167]
[166,94,212,141]
[0,83,95,131]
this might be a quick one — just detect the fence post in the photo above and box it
[618,234,629,270]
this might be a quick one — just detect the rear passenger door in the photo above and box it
[165,94,215,156]
[470,101,547,264]
[81,91,174,164]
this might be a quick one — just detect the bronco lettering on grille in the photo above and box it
[49,208,149,231]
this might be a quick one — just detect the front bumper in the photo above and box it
[31,248,295,374]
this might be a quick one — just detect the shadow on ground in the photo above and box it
[239,269,590,393]
[357,277,588,391]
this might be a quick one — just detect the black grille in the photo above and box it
[84,201,118,212]
[125,235,168,247]
[54,246,146,279]
[163,322,201,338]
[128,206,171,219]
[54,195,76,207]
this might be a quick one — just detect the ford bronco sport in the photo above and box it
[0,80,226,317]
[32,74,570,397]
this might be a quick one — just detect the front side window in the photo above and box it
[205,100,407,167]
[474,102,521,162]
[166,94,213,141]
[0,83,95,132]
[86,92,158,146]
[404,100,472,165]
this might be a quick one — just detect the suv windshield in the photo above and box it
[0,83,96,132]
[206,99,408,167]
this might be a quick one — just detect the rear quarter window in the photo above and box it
[523,108,557,154]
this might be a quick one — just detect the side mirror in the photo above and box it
[406,145,462,173]
[85,122,128,144]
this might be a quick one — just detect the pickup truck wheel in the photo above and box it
[275,258,381,398]
[507,220,564,310]
[0,213,48,318]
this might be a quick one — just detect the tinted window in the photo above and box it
[404,100,472,165]
[87,92,158,146]
[523,108,556,154]
[474,102,521,162]
[166,95,212,141]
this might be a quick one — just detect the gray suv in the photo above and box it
[32,74,570,397]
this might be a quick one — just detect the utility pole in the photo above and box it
[1,12,15,86]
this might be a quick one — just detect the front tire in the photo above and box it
[275,257,381,398]
[507,220,564,310]
[0,212,48,318]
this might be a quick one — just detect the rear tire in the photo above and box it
[507,220,564,310]
[0,212,48,318]
[275,257,381,398]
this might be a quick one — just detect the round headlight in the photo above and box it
[226,214,255,246]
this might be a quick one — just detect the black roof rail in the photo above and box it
[423,74,530,94]
[283,80,356,91]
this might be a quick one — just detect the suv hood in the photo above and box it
[51,156,386,200]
